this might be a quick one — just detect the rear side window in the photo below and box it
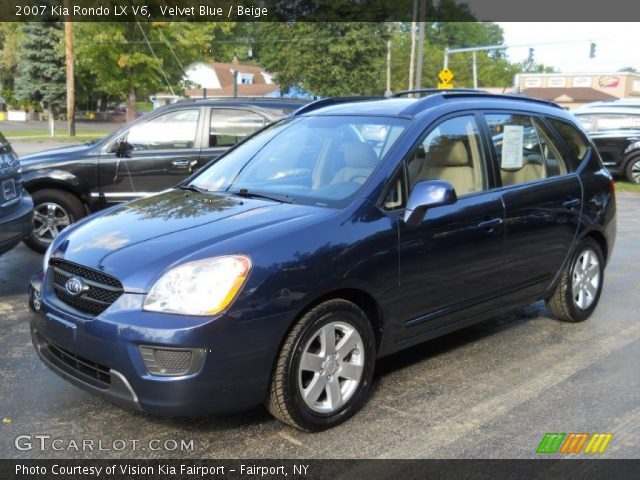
[209,108,266,147]
[486,114,547,186]
[546,117,590,163]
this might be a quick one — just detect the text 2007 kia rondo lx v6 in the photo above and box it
[29,92,616,431]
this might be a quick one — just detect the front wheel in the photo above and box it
[266,299,376,431]
[546,238,604,322]
[23,189,86,253]
[625,156,640,184]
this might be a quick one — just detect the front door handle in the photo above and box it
[477,217,503,230]
[171,159,190,168]
[563,198,581,209]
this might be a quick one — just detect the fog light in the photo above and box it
[139,346,205,376]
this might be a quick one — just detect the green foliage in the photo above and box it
[74,22,234,101]
[255,23,388,97]
[14,22,66,110]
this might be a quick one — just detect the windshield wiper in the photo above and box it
[178,183,209,193]
[232,188,295,204]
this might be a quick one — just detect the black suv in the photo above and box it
[0,132,33,255]
[573,103,640,183]
[19,98,307,252]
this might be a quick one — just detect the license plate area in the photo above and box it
[2,178,17,201]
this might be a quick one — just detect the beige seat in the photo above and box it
[330,142,378,185]
[426,140,475,195]
[501,154,546,186]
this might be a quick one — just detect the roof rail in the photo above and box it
[293,96,383,116]
[401,90,563,115]
[392,88,483,97]
[443,91,562,109]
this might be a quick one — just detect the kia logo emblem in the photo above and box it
[65,277,88,297]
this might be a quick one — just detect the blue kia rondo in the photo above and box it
[29,91,616,431]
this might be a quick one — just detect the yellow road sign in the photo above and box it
[437,82,453,89]
[438,67,454,84]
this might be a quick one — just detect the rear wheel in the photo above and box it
[266,299,376,431]
[546,238,604,322]
[24,189,85,253]
[625,156,640,184]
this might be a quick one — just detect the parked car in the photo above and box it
[573,104,640,183]
[29,91,615,431]
[19,98,308,252]
[0,132,33,255]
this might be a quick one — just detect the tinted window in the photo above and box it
[532,118,570,177]
[407,115,487,196]
[191,115,409,207]
[209,109,266,147]
[546,117,589,163]
[486,114,546,186]
[126,109,199,150]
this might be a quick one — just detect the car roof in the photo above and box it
[574,106,640,115]
[294,90,567,119]
[153,97,309,117]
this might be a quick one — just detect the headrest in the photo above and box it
[445,141,469,166]
[344,142,378,168]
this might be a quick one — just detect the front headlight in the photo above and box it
[143,255,251,316]
[42,243,54,273]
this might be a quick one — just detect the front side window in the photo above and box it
[191,115,409,207]
[209,108,267,147]
[126,109,200,151]
[407,115,487,196]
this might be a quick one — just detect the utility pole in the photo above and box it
[408,0,417,90]
[64,0,75,136]
[386,39,392,96]
[472,51,478,88]
[415,0,426,90]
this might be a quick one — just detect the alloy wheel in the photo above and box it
[32,202,71,245]
[298,321,365,414]
[571,248,601,310]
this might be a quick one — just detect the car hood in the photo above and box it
[51,189,331,292]
[20,142,99,165]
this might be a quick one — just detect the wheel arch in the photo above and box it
[23,172,89,210]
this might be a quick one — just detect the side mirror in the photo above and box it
[115,140,133,158]
[403,180,457,227]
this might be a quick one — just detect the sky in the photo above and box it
[497,23,640,73]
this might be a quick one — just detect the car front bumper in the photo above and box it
[28,273,292,416]
[0,191,33,254]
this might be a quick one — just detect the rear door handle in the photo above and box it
[171,159,190,168]
[563,198,581,209]
[477,217,503,229]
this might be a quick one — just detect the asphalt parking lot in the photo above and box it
[1,142,638,459]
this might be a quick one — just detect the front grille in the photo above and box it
[46,340,111,386]
[50,258,123,316]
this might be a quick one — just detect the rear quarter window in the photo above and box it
[546,117,590,166]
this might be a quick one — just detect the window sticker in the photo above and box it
[501,125,524,168]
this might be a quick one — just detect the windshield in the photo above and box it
[189,115,409,207]
[575,112,640,132]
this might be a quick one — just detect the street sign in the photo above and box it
[437,82,453,89]
[438,67,454,84]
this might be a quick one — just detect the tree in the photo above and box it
[14,21,66,129]
[0,23,23,99]
[74,22,233,121]
[255,22,388,97]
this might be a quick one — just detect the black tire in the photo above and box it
[546,238,604,323]
[266,299,376,431]
[23,189,85,253]
[625,156,640,184]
